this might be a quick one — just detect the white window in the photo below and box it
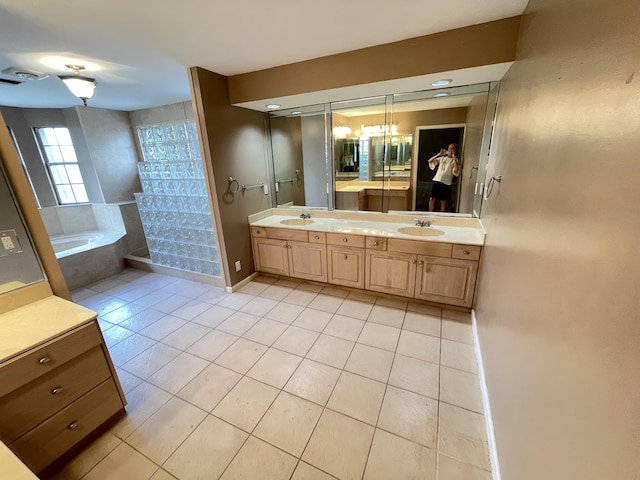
[36,127,88,204]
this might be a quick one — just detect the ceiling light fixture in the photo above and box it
[265,104,281,109]
[291,111,302,115]
[59,64,97,106]
[433,92,450,97]
[431,79,452,86]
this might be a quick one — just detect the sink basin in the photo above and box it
[280,218,315,226]
[397,226,445,237]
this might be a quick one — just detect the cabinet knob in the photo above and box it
[283,244,287,248]
[373,241,379,246]
[315,235,320,240]
[256,230,261,234]
[39,356,51,365]
[463,250,470,255]
[68,422,78,430]
[51,386,64,395]
[342,238,348,242]
[411,259,417,264]
[418,261,424,265]
[344,254,348,260]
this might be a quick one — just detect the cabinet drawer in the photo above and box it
[452,244,482,261]
[251,226,267,237]
[265,227,309,242]
[9,378,123,474]
[308,232,326,244]
[0,322,102,398]
[326,232,365,248]
[0,346,111,444]
[365,237,387,250]
[386,238,453,258]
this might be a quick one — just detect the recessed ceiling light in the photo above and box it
[291,111,302,115]
[266,104,281,109]
[433,92,450,97]
[431,79,452,86]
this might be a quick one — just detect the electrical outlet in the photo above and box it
[235,260,241,272]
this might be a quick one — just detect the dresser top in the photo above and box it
[0,296,97,363]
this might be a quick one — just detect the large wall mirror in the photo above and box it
[267,82,499,217]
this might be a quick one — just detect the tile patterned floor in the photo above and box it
[52,269,492,480]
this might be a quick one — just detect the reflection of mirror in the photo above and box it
[0,159,46,293]
[267,82,499,217]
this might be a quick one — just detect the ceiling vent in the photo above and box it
[1,67,49,81]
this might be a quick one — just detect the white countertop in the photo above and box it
[0,296,97,363]
[0,444,38,480]
[249,209,485,246]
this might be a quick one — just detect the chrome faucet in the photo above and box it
[300,213,311,219]
[415,219,431,227]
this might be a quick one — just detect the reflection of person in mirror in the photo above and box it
[427,143,460,212]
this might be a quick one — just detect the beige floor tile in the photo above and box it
[441,318,474,345]
[389,354,440,399]
[306,334,355,368]
[344,344,394,383]
[375,296,408,309]
[441,309,471,322]
[302,409,374,480]
[221,436,297,480]
[101,302,150,325]
[307,293,344,313]
[296,282,324,293]
[163,415,247,480]
[152,294,192,314]
[110,382,172,439]
[170,300,213,321]
[238,280,272,295]
[82,443,157,480]
[378,385,438,447]
[319,286,349,298]
[160,322,211,350]
[346,291,378,303]
[216,311,261,336]
[191,305,235,328]
[254,391,323,456]
[293,308,333,332]
[51,432,121,480]
[115,368,143,394]
[322,314,365,341]
[240,296,279,316]
[437,454,492,480]
[367,304,406,328]
[264,302,305,324]
[403,311,442,337]
[217,292,255,310]
[440,366,483,413]
[407,302,442,316]
[215,338,268,374]
[149,469,178,480]
[212,376,279,432]
[121,342,181,379]
[260,284,295,301]
[273,325,320,356]
[242,318,289,346]
[139,315,187,341]
[357,322,401,352]
[327,371,385,425]
[336,299,374,320]
[103,325,135,348]
[438,403,490,470]
[177,363,242,412]
[397,330,441,364]
[147,352,209,394]
[187,329,238,361]
[108,333,156,366]
[126,397,207,464]
[364,429,436,480]
[440,339,478,374]
[291,462,337,480]
[121,310,168,332]
[282,288,318,307]
[284,359,341,405]
[247,348,303,388]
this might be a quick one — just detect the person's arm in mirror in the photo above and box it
[428,149,446,170]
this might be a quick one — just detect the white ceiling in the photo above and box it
[0,0,528,112]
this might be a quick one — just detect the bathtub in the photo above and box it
[51,233,105,258]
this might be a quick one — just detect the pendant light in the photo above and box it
[59,64,97,106]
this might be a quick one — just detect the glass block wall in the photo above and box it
[134,121,221,277]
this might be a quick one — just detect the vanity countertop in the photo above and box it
[0,296,97,363]
[0,444,38,480]
[249,208,485,245]
[335,181,410,192]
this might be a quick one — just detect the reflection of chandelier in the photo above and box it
[332,125,352,138]
[360,124,398,136]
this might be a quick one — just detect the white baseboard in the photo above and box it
[471,309,501,480]
[226,272,260,293]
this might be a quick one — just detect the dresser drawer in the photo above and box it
[452,244,482,261]
[0,346,111,444]
[308,231,326,244]
[9,379,123,474]
[365,237,387,250]
[251,226,267,237]
[0,322,102,397]
[326,232,365,248]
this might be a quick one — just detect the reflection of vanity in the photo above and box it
[249,209,483,308]
[335,181,411,212]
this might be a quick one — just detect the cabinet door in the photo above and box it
[414,256,478,307]
[365,251,416,298]
[253,237,289,276]
[288,241,327,282]
[327,245,364,289]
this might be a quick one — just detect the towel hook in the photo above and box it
[228,177,240,193]
[483,175,502,200]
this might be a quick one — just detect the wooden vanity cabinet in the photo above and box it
[414,256,479,306]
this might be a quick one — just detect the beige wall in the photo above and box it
[189,67,272,286]
[476,0,640,479]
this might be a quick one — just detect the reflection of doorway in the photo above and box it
[412,125,465,211]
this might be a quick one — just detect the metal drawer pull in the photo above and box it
[315,235,320,240]
[51,387,64,395]
[343,238,348,242]
[68,422,78,430]
[39,357,51,365]
[372,241,379,246]
[418,261,424,265]
[463,250,470,255]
